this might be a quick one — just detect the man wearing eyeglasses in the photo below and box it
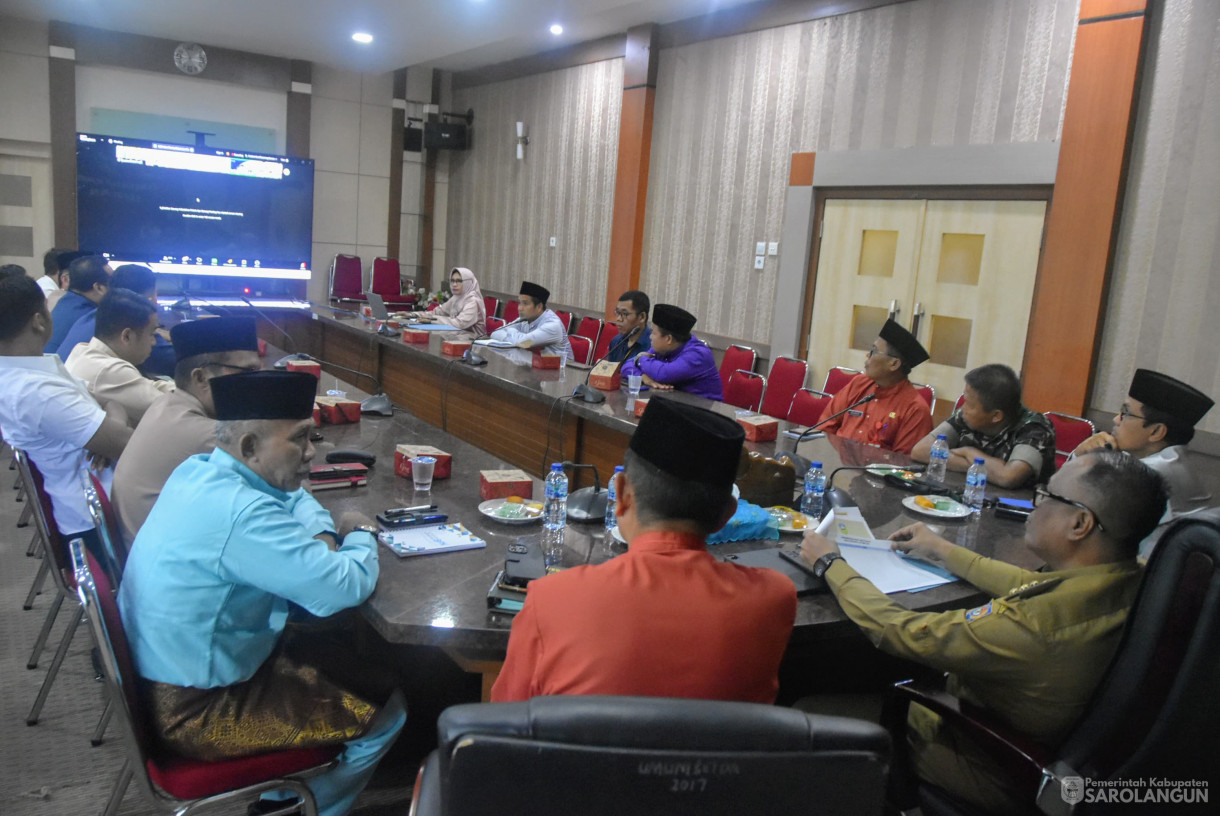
[799,449,1168,814]
[817,318,933,454]
[1071,369,1213,558]
[604,290,651,363]
[112,317,262,538]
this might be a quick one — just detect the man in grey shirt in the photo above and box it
[111,317,261,539]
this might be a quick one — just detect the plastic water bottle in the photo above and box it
[604,465,624,537]
[800,461,827,520]
[927,434,950,483]
[543,463,568,565]
[964,457,987,516]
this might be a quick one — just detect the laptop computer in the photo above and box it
[365,291,391,320]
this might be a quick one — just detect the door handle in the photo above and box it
[888,300,900,321]
[910,302,924,337]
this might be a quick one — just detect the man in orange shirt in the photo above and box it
[491,397,796,703]
[818,319,933,454]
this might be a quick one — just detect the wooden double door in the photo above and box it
[808,198,1047,414]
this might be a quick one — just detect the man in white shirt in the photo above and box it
[0,276,132,556]
[1072,368,1214,558]
[489,280,573,360]
[35,247,67,296]
[65,288,173,426]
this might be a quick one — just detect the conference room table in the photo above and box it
[264,310,1042,697]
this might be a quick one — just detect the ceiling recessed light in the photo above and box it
[549,24,563,35]
[352,32,373,44]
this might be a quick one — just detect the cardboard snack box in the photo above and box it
[737,413,778,442]
[589,359,622,390]
[401,328,430,344]
[286,359,321,378]
[394,444,453,480]
[314,395,362,424]
[479,469,533,501]
[531,350,562,369]
[442,340,472,357]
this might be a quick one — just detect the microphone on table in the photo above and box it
[290,353,394,417]
[462,317,525,366]
[562,461,608,522]
[241,296,303,369]
[572,359,606,404]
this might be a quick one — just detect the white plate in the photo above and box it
[478,498,544,524]
[901,495,972,519]
[766,507,813,534]
[865,464,914,478]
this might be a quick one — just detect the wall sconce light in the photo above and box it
[516,121,529,160]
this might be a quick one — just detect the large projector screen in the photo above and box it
[76,133,314,281]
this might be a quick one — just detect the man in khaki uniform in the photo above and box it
[800,450,1168,814]
[111,317,261,539]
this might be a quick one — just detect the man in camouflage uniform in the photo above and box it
[912,363,1056,487]
[800,450,1168,814]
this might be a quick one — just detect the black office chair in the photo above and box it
[884,510,1220,815]
[409,695,891,816]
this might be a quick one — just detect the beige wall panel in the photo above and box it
[309,96,361,175]
[0,15,48,57]
[313,65,363,102]
[1094,0,1220,436]
[642,0,1076,344]
[312,170,359,245]
[358,103,392,178]
[448,58,623,310]
[0,51,51,144]
[356,175,390,249]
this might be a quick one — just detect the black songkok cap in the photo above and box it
[519,281,550,304]
[1129,369,1214,427]
[629,396,743,488]
[170,317,259,362]
[878,318,929,368]
[651,304,697,336]
[211,371,317,421]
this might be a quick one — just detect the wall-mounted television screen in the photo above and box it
[76,133,314,282]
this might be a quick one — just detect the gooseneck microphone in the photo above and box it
[463,317,526,366]
[241,296,303,369]
[791,393,877,447]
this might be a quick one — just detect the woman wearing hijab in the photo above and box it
[412,267,487,339]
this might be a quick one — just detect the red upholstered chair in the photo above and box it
[555,311,573,333]
[370,257,415,307]
[503,301,520,323]
[574,316,603,348]
[328,254,365,302]
[1047,411,1096,471]
[486,316,506,333]
[953,393,966,412]
[910,381,936,409]
[483,296,500,319]
[761,356,808,420]
[568,335,593,365]
[788,388,832,427]
[70,540,339,816]
[822,365,861,396]
[724,370,766,412]
[719,344,757,390]
[592,325,616,363]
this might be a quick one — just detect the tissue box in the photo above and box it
[401,328,430,344]
[531,351,562,369]
[479,469,533,501]
[395,444,452,480]
[286,360,321,378]
[737,413,778,442]
[589,359,622,390]
[633,398,650,417]
[361,305,373,318]
[314,396,361,424]
[442,340,472,357]
[312,405,322,427]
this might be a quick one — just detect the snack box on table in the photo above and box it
[479,469,533,501]
[286,359,321,378]
[395,444,452,480]
[314,395,361,424]
[737,413,778,442]
[442,339,472,357]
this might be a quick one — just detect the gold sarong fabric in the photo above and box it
[143,652,376,762]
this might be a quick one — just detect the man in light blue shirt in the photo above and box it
[118,370,404,816]
[489,280,573,360]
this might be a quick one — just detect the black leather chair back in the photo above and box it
[1058,512,1220,792]
[416,695,891,816]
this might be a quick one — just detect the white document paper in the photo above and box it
[377,522,486,558]
[474,338,519,348]
[830,506,955,594]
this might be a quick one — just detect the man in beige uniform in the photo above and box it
[111,316,261,538]
[800,450,1168,814]
[65,288,172,424]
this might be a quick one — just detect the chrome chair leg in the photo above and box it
[91,699,113,746]
[26,527,42,556]
[102,758,133,816]
[26,590,62,666]
[16,481,26,502]
[22,553,48,609]
[18,498,33,527]
[27,607,81,725]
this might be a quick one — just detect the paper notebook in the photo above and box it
[377,522,486,557]
[829,507,955,594]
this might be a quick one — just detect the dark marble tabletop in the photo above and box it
[301,339,1042,654]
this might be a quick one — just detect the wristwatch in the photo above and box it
[351,524,379,537]
[812,552,844,580]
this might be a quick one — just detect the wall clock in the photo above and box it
[173,42,207,75]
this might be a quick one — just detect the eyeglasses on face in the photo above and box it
[866,345,896,358]
[1033,485,1106,532]
[614,309,638,319]
[1117,404,1146,422]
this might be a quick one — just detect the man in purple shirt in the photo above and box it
[623,304,723,401]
